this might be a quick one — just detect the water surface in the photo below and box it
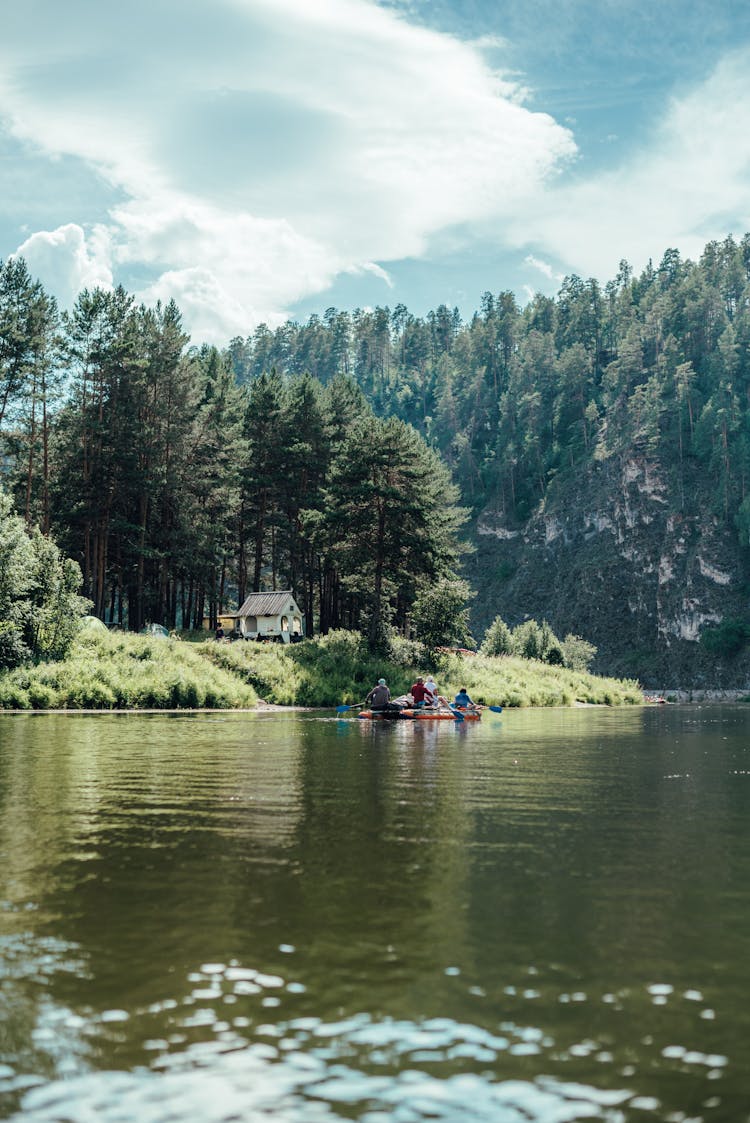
[1,705,749,1121]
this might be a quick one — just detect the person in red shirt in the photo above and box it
[410,677,433,707]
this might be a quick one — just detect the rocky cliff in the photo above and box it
[470,456,750,689]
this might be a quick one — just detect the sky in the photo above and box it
[2,0,750,343]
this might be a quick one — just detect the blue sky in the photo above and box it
[2,0,750,342]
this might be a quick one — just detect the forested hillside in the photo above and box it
[0,266,466,649]
[3,234,750,682]
[225,235,750,685]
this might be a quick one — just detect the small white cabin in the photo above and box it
[233,590,305,643]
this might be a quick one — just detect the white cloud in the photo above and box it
[524,255,564,283]
[7,1,747,337]
[0,0,575,340]
[471,33,510,51]
[344,261,395,288]
[520,47,750,279]
[13,223,113,308]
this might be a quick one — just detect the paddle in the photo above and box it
[336,702,365,713]
[428,691,464,722]
[488,705,503,713]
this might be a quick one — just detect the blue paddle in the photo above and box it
[336,702,364,713]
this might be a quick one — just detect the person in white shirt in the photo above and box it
[424,676,439,706]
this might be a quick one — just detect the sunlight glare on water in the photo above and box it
[1,706,749,1121]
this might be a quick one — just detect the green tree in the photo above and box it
[700,617,749,657]
[411,578,473,654]
[538,619,560,661]
[512,619,543,660]
[0,488,33,667]
[318,415,467,649]
[0,257,53,431]
[561,633,597,671]
[52,286,141,620]
[276,374,330,632]
[240,370,285,596]
[26,530,90,661]
[480,614,513,656]
[184,345,245,629]
[0,488,89,667]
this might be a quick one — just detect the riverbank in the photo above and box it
[0,628,643,710]
[647,689,750,702]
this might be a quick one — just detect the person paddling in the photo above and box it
[366,678,391,710]
[453,686,478,711]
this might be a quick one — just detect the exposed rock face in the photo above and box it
[472,457,749,687]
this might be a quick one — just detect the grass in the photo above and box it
[0,629,258,710]
[205,630,643,708]
[436,652,643,708]
[0,627,643,710]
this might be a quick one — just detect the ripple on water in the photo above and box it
[10,1047,640,1123]
[0,950,739,1122]
[6,972,735,1123]
[2,944,741,1120]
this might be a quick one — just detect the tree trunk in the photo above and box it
[253,493,266,592]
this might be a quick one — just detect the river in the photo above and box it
[1,705,749,1121]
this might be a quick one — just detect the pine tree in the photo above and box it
[317,416,467,649]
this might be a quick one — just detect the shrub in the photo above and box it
[0,680,30,708]
[412,579,473,653]
[512,620,543,660]
[28,682,58,709]
[700,617,750,658]
[0,620,29,670]
[0,490,90,669]
[0,627,641,710]
[561,633,597,672]
[480,615,514,656]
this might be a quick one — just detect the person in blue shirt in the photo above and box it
[453,687,476,710]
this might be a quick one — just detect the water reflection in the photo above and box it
[1,707,750,1121]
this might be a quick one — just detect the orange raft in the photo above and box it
[358,707,481,721]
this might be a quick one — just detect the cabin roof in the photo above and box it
[236,590,299,617]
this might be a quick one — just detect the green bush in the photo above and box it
[512,620,543,660]
[28,682,58,709]
[412,579,473,653]
[561,633,597,671]
[0,680,31,708]
[480,615,513,657]
[0,630,257,710]
[700,617,750,658]
[0,627,642,710]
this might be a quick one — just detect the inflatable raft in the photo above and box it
[358,707,481,721]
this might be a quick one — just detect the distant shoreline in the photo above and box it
[0,704,304,715]
[645,690,749,702]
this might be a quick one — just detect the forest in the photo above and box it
[2,232,750,662]
[226,236,750,528]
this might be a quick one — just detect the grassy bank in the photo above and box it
[0,629,258,710]
[206,631,642,708]
[0,627,641,710]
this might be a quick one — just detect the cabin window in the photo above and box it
[247,615,257,632]
[281,615,289,632]
[292,616,302,635]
